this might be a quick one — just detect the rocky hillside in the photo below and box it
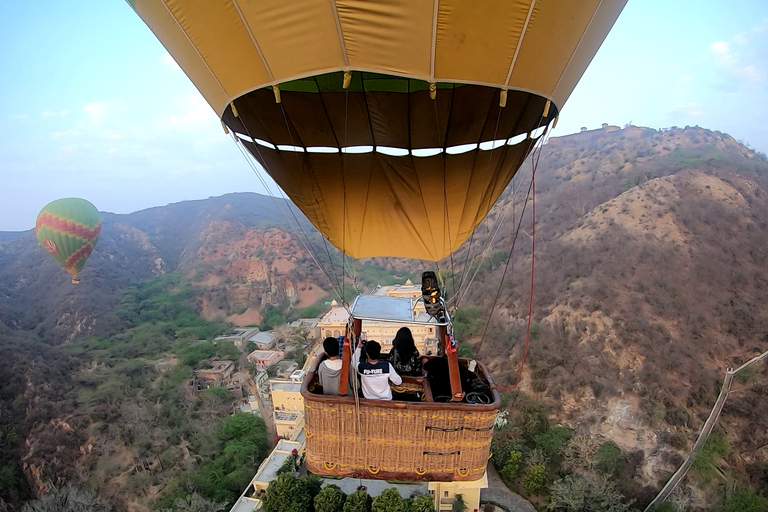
[2,125,768,510]
[444,125,768,506]
[0,193,332,345]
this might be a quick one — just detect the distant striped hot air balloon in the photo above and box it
[35,198,101,284]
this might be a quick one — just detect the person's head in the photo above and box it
[323,337,340,358]
[365,340,381,361]
[393,327,417,356]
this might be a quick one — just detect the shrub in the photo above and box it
[548,474,633,512]
[343,490,372,512]
[535,426,572,462]
[500,451,523,480]
[372,489,407,512]
[262,473,311,512]
[523,464,548,495]
[720,489,768,512]
[691,432,730,481]
[451,494,467,512]
[410,494,436,512]
[595,442,626,477]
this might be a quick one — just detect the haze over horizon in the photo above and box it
[1,1,767,232]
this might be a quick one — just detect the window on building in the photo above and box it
[334,330,340,337]
[428,490,434,495]
[443,491,449,497]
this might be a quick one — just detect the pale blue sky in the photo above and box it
[1,1,766,231]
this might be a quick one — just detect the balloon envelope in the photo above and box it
[35,198,101,279]
[130,0,627,260]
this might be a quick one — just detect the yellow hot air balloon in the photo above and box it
[129,0,627,261]
[129,0,627,484]
[35,198,101,284]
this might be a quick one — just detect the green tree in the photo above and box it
[516,396,549,443]
[490,250,509,270]
[410,494,436,512]
[314,485,347,512]
[343,490,372,512]
[718,489,768,512]
[453,306,484,340]
[523,464,548,495]
[691,432,730,481]
[276,450,301,475]
[372,488,407,512]
[594,442,625,477]
[300,474,324,502]
[457,342,474,359]
[535,427,572,463]
[262,473,311,512]
[501,451,523,480]
[202,386,230,406]
[218,413,268,448]
[451,494,467,512]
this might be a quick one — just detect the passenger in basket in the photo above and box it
[318,336,343,395]
[354,340,402,400]
[390,326,423,376]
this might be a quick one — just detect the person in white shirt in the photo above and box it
[353,340,402,400]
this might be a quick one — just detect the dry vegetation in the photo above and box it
[3,125,768,510]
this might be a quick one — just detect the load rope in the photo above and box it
[474,131,545,390]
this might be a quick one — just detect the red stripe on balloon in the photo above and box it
[35,213,101,241]
[65,244,94,269]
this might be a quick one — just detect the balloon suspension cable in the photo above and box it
[481,135,544,391]
[454,103,505,313]
[341,86,348,303]
[429,90,459,308]
[227,111,348,313]
[276,100,348,310]
[340,85,363,300]
[452,167,524,311]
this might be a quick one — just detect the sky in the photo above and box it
[1,1,767,232]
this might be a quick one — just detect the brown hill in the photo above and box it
[3,125,768,509]
[0,193,333,344]
[441,125,768,503]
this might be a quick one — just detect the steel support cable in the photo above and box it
[230,132,340,299]
[483,137,544,390]
[453,92,533,314]
[454,99,505,314]
[450,186,514,310]
[450,163,526,310]
[433,89,457,311]
[452,129,538,311]
[277,102,349,311]
[473,126,545,357]
[341,87,361,299]
[227,105,346,311]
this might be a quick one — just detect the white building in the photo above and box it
[317,282,440,354]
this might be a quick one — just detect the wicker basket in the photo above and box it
[300,358,500,482]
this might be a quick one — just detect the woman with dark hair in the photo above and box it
[390,327,423,376]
